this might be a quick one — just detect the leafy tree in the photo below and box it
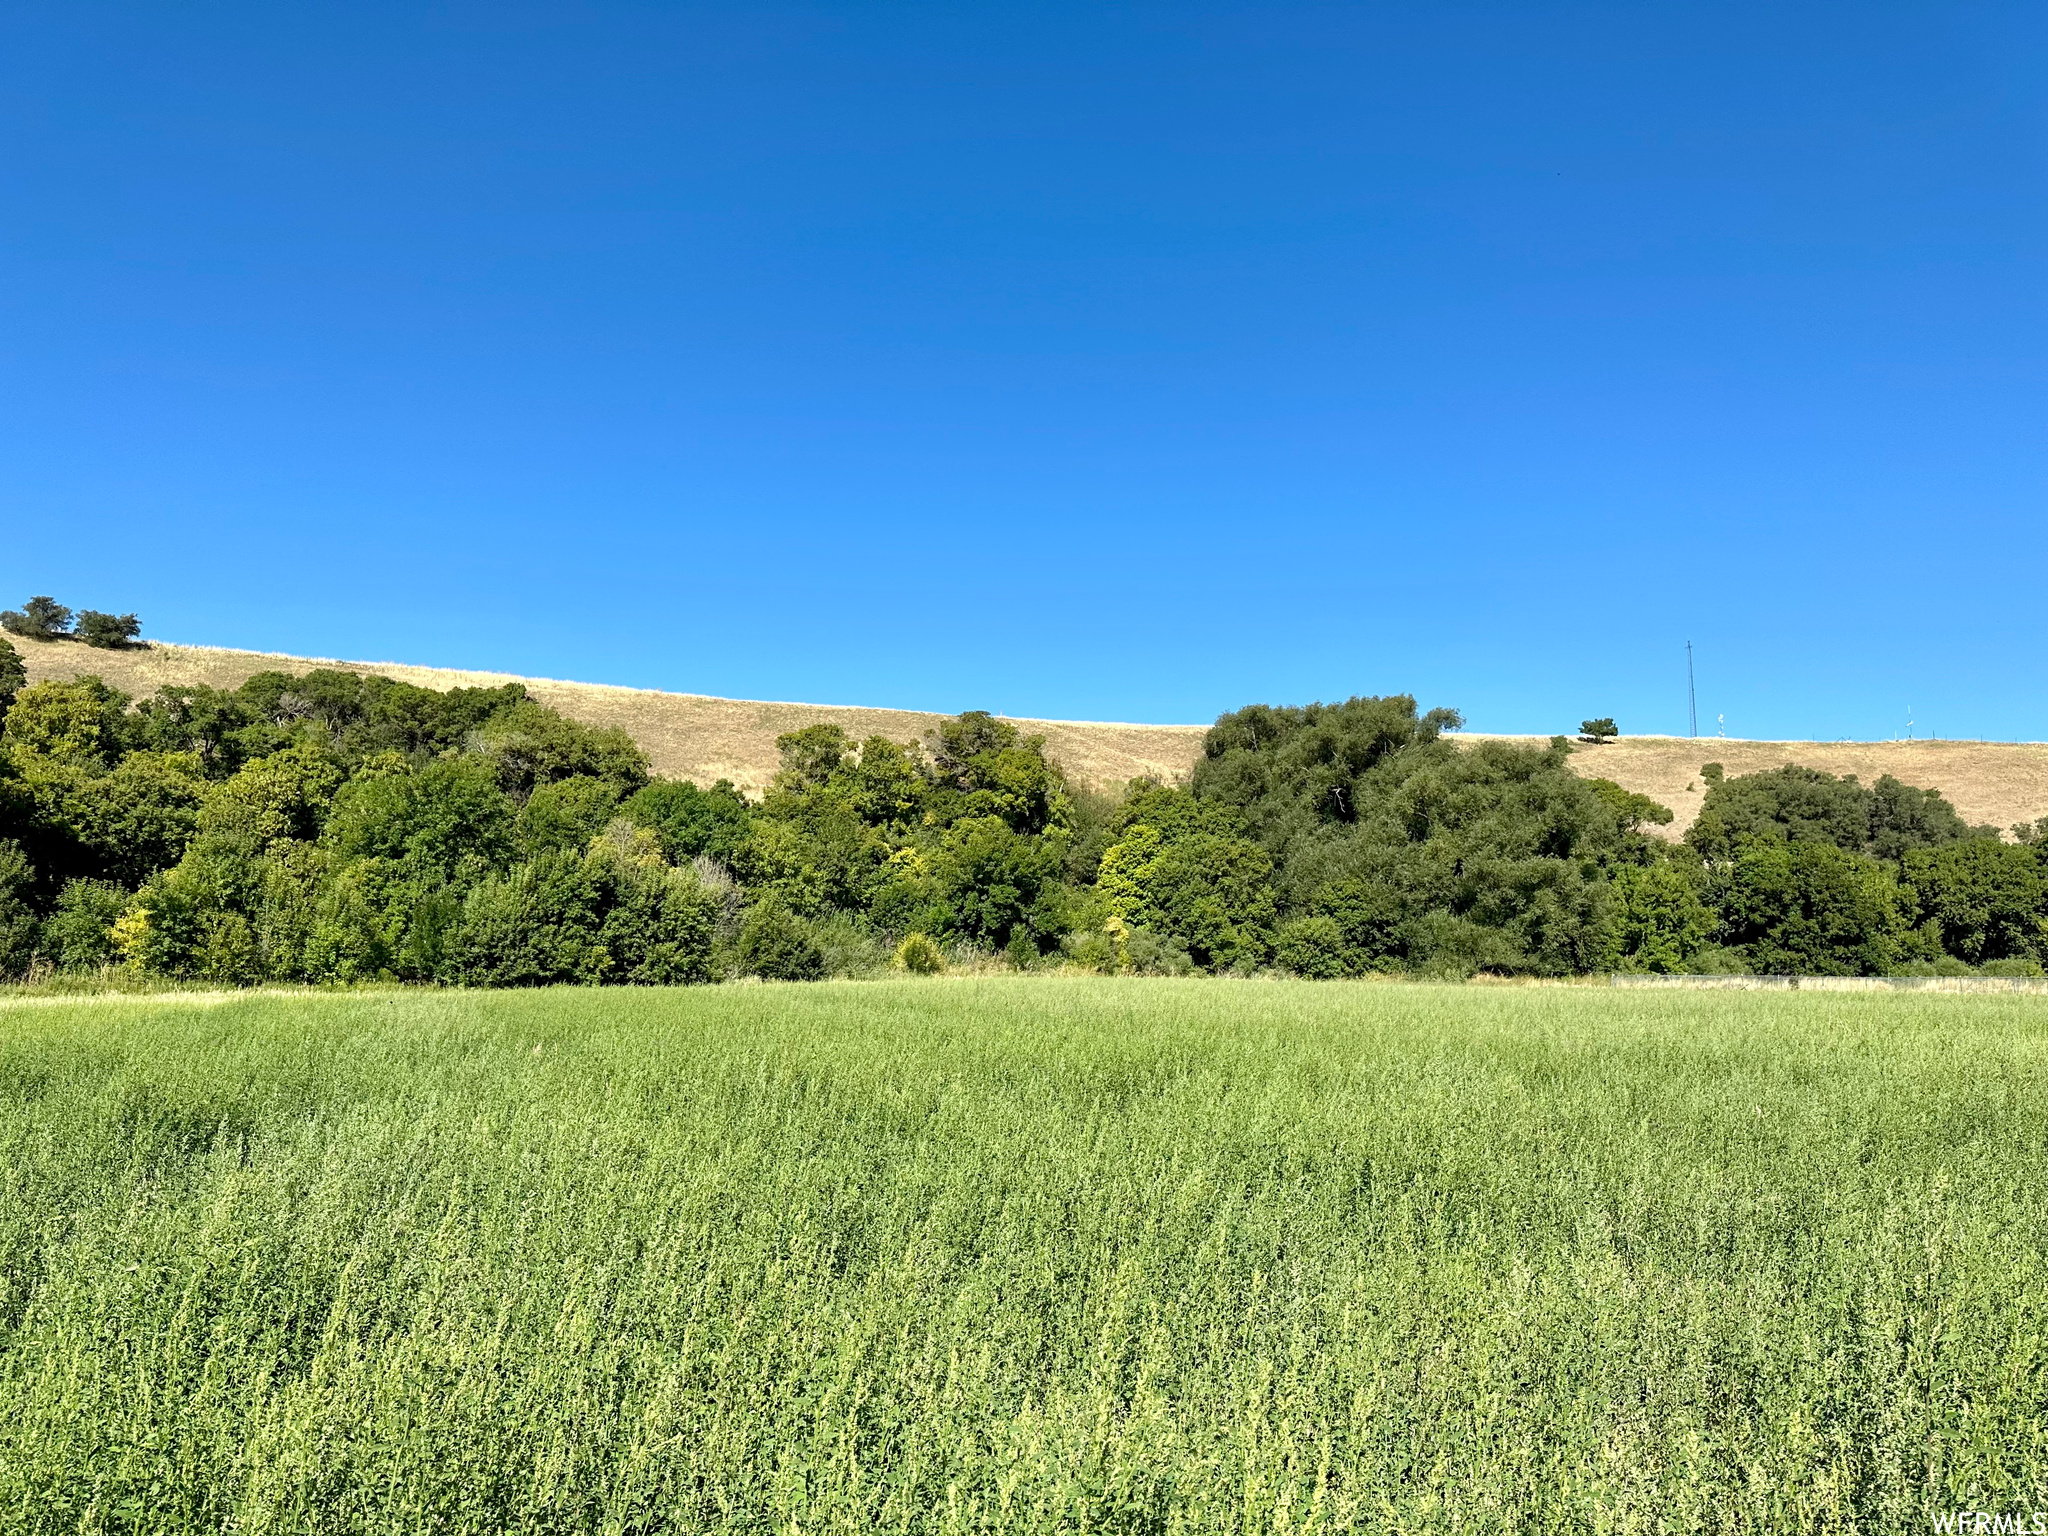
[471,702,649,797]
[1714,840,1903,976]
[75,611,142,649]
[51,751,211,887]
[1688,765,1979,864]
[1608,860,1715,973]
[1579,718,1618,741]
[1586,778,1674,834]
[324,757,515,879]
[0,840,38,976]
[1899,839,2046,966]
[133,685,282,777]
[197,742,347,852]
[443,850,604,986]
[1,678,132,767]
[622,778,752,863]
[1868,774,1988,862]
[925,712,1069,835]
[591,850,720,985]
[42,879,129,971]
[0,597,72,639]
[0,638,24,723]
[736,892,824,980]
[929,814,1068,952]
[1097,799,1277,971]
[1192,699,1640,975]
[1275,914,1348,978]
[515,776,623,859]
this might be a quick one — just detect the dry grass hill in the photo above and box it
[18,635,2048,839]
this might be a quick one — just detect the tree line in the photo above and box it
[0,639,2040,985]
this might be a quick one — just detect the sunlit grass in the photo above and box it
[1,978,2043,1531]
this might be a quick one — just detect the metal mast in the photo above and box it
[1686,642,1697,739]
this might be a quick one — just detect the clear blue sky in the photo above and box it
[4,4,2043,739]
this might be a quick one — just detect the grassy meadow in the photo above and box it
[1,979,2044,1532]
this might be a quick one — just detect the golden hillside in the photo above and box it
[16,636,2048,837]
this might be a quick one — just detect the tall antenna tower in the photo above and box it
[1686,641,1697,739]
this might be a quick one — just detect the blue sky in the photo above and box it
[3,3,2043,739]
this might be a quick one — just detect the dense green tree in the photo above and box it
[0,597,71,639]
[41,879,128,971]
[929,814,1068,952]
[1608,859,1715,973]
[0,638,24,723]
[1714,840,1903,976]
[622,778,752,864]
[736,891,825,981]
[50,752,211,887]
[323,757,514,878]
[75,610,142,649]
[1097,791,1277,970]
[1899,839,2046,966]
[1193,699,1637,976]
[444,851,604,986]
[1688,765,1980,864]
[472,701,649,797]
[0,840,37,975]
[515,776,623,859]
[1579,718,1618,741]
[1,678,132,768]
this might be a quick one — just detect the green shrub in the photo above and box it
[0,839,39,977]
[0,638,24,721]
[1579,718,1618,741]
[1276,914,1348,978]
[622,778,752,862]
[444,852,605,987]
[516,776,623,859]
[1715,840,1904,976]
[42,879,129,971]
[75,610,142,649]
[895,932,945,975]
[737,893,824,981]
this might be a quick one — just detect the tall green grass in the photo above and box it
[0,979,2043,1532]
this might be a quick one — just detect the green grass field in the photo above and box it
[1,980,2044,1533]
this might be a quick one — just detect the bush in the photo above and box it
[895,932,945,974]
[42,879,130,971]
[0,840,39,977]
[1579,718,1618,741]
[0,638,23,720]
[1900,838,2044,966]
[1276,914,1348,978]
[621,778,752,863]
[75,611,142,649]
[1609,861,1714,973]
[443,852,603,987]
[737,893,824,981]
[0,596,72,639]
[516,776,623,859]
[1715,840,1903,976]
[1,677,132,767]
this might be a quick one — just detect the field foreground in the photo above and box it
[1,981,2044,1532]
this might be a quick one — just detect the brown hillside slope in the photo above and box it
[12,637,1207,795]
[17,637,2048,836]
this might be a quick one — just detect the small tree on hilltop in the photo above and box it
[0,596,73,639]
[1579,717,1618,743]
[76,610,143,649]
